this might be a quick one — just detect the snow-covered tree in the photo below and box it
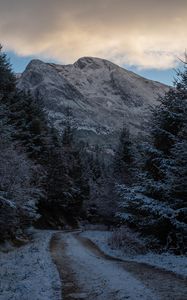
[116,62,187,252]
[0,46,43,241]
[0,118,43,241]
[5,91,49,161]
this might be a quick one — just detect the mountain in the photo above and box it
[17,57,168,152]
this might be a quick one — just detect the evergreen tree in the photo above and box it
[145,63,187,201]
[0,45,15,99]
[116,62,187,252]
[6,91,49,161]
[38,124,90,227]
[89,145,102,181]
[0,46,43,240]
[114,126,134,184]
[61,125,90,217]
[165,125,187,222]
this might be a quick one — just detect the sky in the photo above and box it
[1,0,186,85]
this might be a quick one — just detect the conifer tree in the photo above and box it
[114,126,134,184]
[0,45,15,99]
[0,46,43,240]
[6,91,49,161]
[38,123,90,227]
[116,62,187,251]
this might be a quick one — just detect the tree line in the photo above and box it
[1,45,186,254]
[0,46,91,241]
[114,61,187,253]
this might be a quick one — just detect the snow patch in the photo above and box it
[81,230,187,278]
[0,230,61,300]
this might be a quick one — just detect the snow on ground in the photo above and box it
[0,230,61,300]
[134,252,187,278]
[81,230,187,278]
[61,233,156,300]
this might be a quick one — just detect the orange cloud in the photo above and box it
[0,0,186,69]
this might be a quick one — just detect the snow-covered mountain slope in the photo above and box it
[17,57,168,150]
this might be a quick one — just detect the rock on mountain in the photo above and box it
[17,57,168,152]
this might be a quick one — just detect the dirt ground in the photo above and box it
[50,231,187,300]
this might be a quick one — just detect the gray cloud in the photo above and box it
[0,0,186,69]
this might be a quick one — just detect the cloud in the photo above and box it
[0,0,186,69]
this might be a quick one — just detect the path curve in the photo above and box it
[50,231,187,300]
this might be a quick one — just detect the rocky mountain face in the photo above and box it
[17,57,168,153]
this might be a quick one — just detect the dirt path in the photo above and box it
[50,232,187,300]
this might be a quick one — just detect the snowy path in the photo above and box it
[50,231,187,300]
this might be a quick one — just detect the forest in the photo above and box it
[0,46,186,254]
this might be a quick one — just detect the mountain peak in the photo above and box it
[74,56,117,71]
[26,59,44,69]
[18,57,168,150]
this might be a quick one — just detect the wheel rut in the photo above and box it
[75,234,187,300]
[50,232,82,300]
[50,231,187,300]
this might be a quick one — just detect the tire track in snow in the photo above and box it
[75,234,187,300]
[50,231,187,300]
